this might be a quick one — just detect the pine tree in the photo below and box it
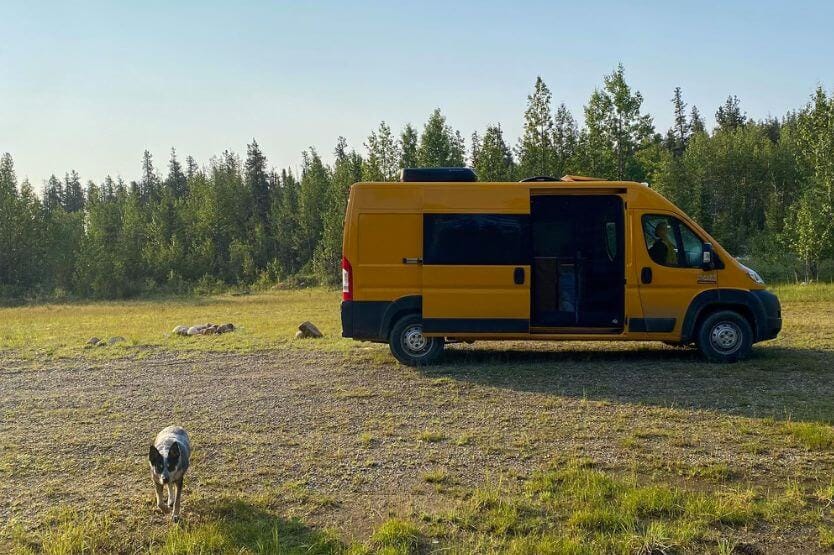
[165,148,187,199]
[43,174,64,214]
[417,109,465,167]
[516,76,555,178]
[245,139,270,223]
[140,150,160,203]
[185,155,199,180]
[400,124,418,168]
[63,170,85,212]
[474,125,515,181]
[667,87,691,155]
[715,95,746,131]
[690,105,706,134]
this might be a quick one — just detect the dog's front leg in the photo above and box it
[154,480,168,513]
[171,478,184,523]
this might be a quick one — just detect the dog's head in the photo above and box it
[148,441,181,484]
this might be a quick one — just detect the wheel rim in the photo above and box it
[401,324,431,357]
[709,321,742,354]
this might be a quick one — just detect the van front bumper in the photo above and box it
[752,290,781,340]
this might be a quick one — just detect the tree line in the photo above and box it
[1,65,833,299]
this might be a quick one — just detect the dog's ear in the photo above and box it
[168,441,180,468]
[149,445,162,466]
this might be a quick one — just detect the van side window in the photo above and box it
[642,214,704,268]
[424,214,529,265]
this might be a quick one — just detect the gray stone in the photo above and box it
[172,325,189,336]
[186,326,202,336]
[86,337,101,346]
[297,321,323,339]
[217,323,235,334]
[107,336,126,345]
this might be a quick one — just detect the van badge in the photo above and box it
[697,273,717,284]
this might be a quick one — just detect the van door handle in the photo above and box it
[402,257,422,265]
[641,267,652,284]
[513,267,525,285]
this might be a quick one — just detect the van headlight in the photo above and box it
[739,263,764,285]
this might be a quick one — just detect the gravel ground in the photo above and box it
[2,342,833,550]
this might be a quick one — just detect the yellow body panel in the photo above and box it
[422,265,530,319]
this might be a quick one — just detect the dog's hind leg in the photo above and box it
[171,479,184,523]
[154,481,168,513]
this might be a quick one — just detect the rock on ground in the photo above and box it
[298,321,323,339]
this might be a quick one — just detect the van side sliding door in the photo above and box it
[421,213,531,335]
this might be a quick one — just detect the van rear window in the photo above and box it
[424,214,530,265]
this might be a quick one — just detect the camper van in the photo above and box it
[340,168,781,366]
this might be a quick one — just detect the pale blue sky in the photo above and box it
[2,0,833,187]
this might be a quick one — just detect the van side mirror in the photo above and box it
[701,243,715,271]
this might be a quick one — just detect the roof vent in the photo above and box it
[400,167,477,182]
[519,176,559,182]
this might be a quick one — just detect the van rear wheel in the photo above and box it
[696,310,753,363]
[389,315,444,366]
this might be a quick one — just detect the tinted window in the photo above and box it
[424,214,529,265]
[642,214,704,268]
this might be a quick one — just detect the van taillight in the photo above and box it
[341,256,352,301]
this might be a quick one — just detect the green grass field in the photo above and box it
[2,284,834,553]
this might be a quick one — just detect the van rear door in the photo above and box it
[421,213,530,335]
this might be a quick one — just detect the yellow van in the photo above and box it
[340,168,781,365]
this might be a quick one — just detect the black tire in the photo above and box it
[696,310,753,363]
[389,314,445,366]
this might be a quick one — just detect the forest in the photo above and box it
[1,65,832,299]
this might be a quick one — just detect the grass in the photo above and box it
[0,287,348,360]
[2,283,834,552]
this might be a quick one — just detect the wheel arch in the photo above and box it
[379,295,422,340]
[681,289,766,343]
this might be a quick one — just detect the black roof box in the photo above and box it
[400,167,477,182]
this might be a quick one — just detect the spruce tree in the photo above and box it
[43,174,64,214]
[140,150,160,203]
[516,76,555,178]
[690,105,706,134]
[165,148,187,199]
[417,109,464,167]
[245,139,270,223]
[667,87,691,155]
[63,170,85,212]
[715,95,746,131]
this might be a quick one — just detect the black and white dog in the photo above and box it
[148,426,191,522]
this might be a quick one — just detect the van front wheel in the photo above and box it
[696,310,753,363]
[389,315,444,366]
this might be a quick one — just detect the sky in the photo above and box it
[2,0,833,188]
